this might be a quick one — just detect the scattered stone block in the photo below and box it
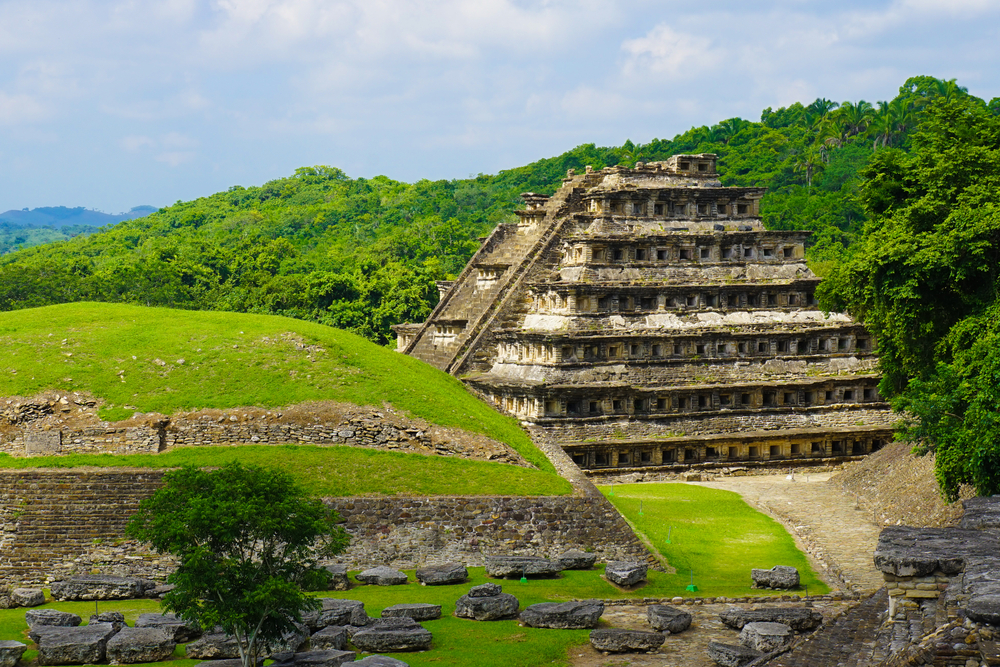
[351,625,432,653]
[136,613,203,643]
[0,641,26,667]
[192,660,262,667]
[454,584,519,621]
[346,618,419,640]
[519,600,604,629]
[106,626,176,664]
[467,583,501,598]
[968,594,1000,625]
[26,609,81,632]
[555,549,597,570]
[415,563,468,586]
[288,649,356,667]
[381,603,441,621]
[305,599,369,629]
[36,623,118,666]
[751,566,800,590]
[11,588,45,607]
[589,629,665,653]
[355,567,408,586]
[50,576,156,601]
[185,633,241,660]
[322,565,350,591]
[310,626,348,651]
[484,556,563,579]
[706,641,762,667]
[738,622,793,653]
[90,612,125,633]
[605,561,647,587]
[353,656,409,667]
[719,606,822,631]
[647,605,692,634]
[268,625,310,654]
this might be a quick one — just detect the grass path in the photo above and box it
[0,444,572,497]
[601,482,829,597]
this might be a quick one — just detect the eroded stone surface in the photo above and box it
[309,625,348,652]
[415,563,468,586]
[454,585,519,621]
[287,649,356,667]
[36,622,117,666]
[706,641,762,667]
[50,576,155,601]
[556,549,597,570]
[0,641,26,667]
[381,603,441,621]
[351,626,432,653]
[751,566,799,590]
[485,556,563,579]
[719,606,821,631]
[185,633,241,660]
[11,588,44,607]
[356,566,408,586]
[26,610,81,631]
[353,656,409,667]
[605,561,647,587]
[519,600,604,629]
[322,564,350,591]
[106,626,176,664]
[304,599,369,629]
[738,621,793,653]
[589,629,665,653]
[135,613,202,643]
[647,605,692,633]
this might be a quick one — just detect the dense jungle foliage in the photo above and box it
[822,93,1000,501]
[2,75,985,345]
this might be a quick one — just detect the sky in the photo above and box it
[1,0,999,214]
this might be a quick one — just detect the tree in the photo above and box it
[821,97,1000,500]
[127,463,349,667]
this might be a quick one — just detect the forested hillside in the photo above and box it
[0,75,993,345]
[0,206,156,255]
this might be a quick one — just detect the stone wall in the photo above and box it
[0,407,526,467]
[0,469,651,585]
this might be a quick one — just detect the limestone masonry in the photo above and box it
[395,154,894,474]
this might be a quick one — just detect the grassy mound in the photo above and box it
[603,483,829,596]
[0,445,571,496]
[0,302,570,493]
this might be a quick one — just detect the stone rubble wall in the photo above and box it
[540,405,897,443]
[0,413,526,466]
[0,469,650,586]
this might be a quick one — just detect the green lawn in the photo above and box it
[0,444,572,497]
[0,302,554,474]
[602,483,829,597]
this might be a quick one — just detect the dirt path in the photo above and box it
[689,473,884,593]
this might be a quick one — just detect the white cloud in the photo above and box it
[621,24,723,79]
[0,91,49,125]
[120,135,155,151]
[155,151,197,167]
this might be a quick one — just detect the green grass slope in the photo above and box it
[603,483,829,596]
[0,302,570,494]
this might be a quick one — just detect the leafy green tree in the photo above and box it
[822,97,1000,500]
[127,463,349,667]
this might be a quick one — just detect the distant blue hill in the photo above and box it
[0,205,157,229]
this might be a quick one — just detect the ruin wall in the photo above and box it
[0,469,650,586]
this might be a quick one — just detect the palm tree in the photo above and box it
[834,100,875,141]
[794,147,824,190]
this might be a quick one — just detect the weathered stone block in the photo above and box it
[454,586,519,621]
[519,600,604,629]
[304,599,368,629]
[738,622,793,653]
[106,626,176,664]
[719,606,821,631]
[36,623,118,666]
[11,588,45,607]
[485,556,563,578]
[322,564,349,591]
[381,603,441,621]
[50,575,155,601]
[707,641,762,667]
[647,605,692,633]
[751,566,799,590]
[135,613,202,643]
[351,626,432,652]
[589,629,665,653]
[415,563,468,586]
[355,566,408,586]
[287,649,356,667]
[555,549,597,570]
[309,626,348,651]
[185,633,241,660]
[353,656,409,667]
[0,641,27,667]
[605,561,647,587]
